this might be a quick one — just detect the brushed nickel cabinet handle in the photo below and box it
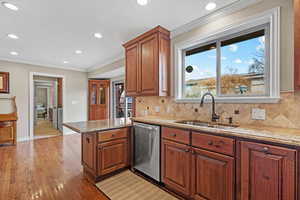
[208,141,213,145]
[171,133,177,137]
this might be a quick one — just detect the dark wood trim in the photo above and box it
[57,78,63,108]
[295,0,300,89]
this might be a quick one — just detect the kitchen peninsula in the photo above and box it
[63,118,132,182]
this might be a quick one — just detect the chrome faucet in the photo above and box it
[200,92,220,122]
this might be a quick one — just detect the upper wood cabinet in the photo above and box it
[240,141,297,200]
[123,26,170,96]
[295,0,300,89]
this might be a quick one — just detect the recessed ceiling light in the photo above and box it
[1,2,19,11]
[94,33,103,39]
[63,61,69,64]
[205,2,216,11]
[7,34,19,39]
[137,0,148,6]
[10,51,18,56]
[75,50,83,54]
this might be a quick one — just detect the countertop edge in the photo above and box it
[131,118,300,147]
[63,123,132,134]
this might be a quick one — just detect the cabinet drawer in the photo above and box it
[98,128,128,143]
[192,132,234,156]
[162,127,190,145]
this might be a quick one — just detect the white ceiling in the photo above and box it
[0,0,241,71]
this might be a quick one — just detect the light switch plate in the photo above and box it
[155,106,160,113]
[252,108,266,120]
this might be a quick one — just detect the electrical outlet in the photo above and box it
[155,106,160,113]
[252,108,266,120]
[166,106,171,113]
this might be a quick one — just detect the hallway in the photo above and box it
[34,119,61,138]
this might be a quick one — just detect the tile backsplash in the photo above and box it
[135,91,300,129]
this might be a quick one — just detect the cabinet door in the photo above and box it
[125,43,139,96]
[161,139,191,196]
[191,148,234,200]
[139,34,158,95]
[240,141,297,200]
[98,139,128,176]
[82,134,96,171]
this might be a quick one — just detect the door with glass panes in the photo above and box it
[88,80,110,120]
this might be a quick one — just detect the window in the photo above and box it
[183,25,268,99]
[176,8,280,103]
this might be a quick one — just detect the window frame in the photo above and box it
[174,7,280,103]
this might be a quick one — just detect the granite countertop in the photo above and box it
[63,118,132,134]
[131,117,300,147]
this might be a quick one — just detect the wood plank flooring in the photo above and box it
[0,134,108,200]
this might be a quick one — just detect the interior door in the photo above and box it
[89,80,110,120]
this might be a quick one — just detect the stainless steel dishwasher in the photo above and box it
[133,122,160,182]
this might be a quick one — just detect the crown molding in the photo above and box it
[87,53,125,72]
[0,57,88,72]
[170,0,261,38]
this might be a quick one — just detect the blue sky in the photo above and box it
[185,36,265,81]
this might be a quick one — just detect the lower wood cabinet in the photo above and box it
[81,128,130,182]
[97,139,128,176]
[191,147,234,200]
[82,134,96,171]
[240,141,297,200]
[161,139,191,196]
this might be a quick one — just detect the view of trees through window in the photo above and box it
[184,28,266,98]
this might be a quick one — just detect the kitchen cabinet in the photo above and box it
[81,128,130,182]
[123,26,170,96]
[88,80,110,120]
[161,139,191,196]
[240,141,297,200]
[98,139,128,176]
[295,0,300,89]
[82,134,96,171]
[191,147,234,200]
[0,97,17,146]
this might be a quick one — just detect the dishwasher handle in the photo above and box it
[134,124,154,131]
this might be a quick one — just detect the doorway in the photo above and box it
[112,81,132,119]
[88,80,110,120]
[32,75,63,139]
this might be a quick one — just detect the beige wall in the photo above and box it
[88,58,125,78]
[171,0,294,92]
[0,60,88,141]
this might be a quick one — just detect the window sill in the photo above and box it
[175,96,281,104]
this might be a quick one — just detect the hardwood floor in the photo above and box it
[0,134,109,200]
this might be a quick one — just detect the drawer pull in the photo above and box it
[184,149,190,153]
[262,147,269,153]
[111,134,116,137]
[208,141,213,145]
[171,133,177,137]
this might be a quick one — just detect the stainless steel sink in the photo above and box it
[175,120,238,129]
